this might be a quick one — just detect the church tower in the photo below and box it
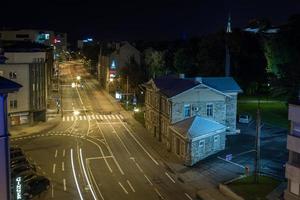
[225,13,232,76]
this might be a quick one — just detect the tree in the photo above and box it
[144,49,166,78]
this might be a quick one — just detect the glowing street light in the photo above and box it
[76,76,81,81]
[71,82,76,88]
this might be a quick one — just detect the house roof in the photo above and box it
[0,76,22,93]
[152,75,200,97]
[171,115,226,139]
[201,77,242,93]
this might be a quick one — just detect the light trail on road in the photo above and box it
[70,148,84,200]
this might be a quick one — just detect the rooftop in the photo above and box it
[0,76,22,93]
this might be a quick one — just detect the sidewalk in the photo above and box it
[102,90,231,200]
[9,117,60,138]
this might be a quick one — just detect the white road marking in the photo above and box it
[107,115,111,120]
[55,150,58,158]
[154,188,165,199]
[52,164,56,174]
[119,114,124,119]
[127,180,135,192]
[79,148,98,200]
[63,149,65,157]
[63,117,65,122]
[86,160,105,200]
[144,174,153,185]
[100,115,103,120]
[111,115,116,120]
[62,162,65,171]
[95,115,99,120]
[71,116,74,121]
[75,116,78,121]
[135,162,143,173]
[79,116,82,120]
[92,115,95,119]
[118,182,128,194]
[70,149,84,200]
[51,184,54,198]
[88,115,91,120]
[84,116,87,120]
[185,193,193,200]
[67,116,69,121]
[86,156,113,160]
[165,172,176,183]
[63,179,67,191]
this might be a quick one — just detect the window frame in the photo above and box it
[206,103,214,117]
[183,104,191,117]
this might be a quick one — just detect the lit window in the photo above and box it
[206,103,213,117]
[10,100,17,109]
[183,104,191,117]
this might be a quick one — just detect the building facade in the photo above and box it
[0,52,48,125]
[144,75,241,165]
[285,101,300,200]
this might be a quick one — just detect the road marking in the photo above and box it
[37,166,42,170]
[119,115,124,119]
[63,149,65,157]
[92,115,95,119]
[55,150,58,158]
[154,188,164,199]
[75,116,78,121]
[185,193,193,200]
[86,156,113,160]
[71,149,84,200]
[63,117,65,122]
[135,162,143,173]
[67,116,69,121]
[63,179,67,191]
[88,115,91,120]
[118,182,128,194]
[107,115,111,120]
[144,174,153,185]
[52,164,56,174]
[86,160,105,200]
[79,148,98,200]
[127,180,135,192]
[71,116,74,121]
[51,184,54,198]
[84,116,87,120]
[62,162,65,171]
[111,115,116,119]
[165,172,176,183]
[95,115,99,120]
[79,116,82,120]
[217,156,245,169]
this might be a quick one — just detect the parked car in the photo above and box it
[11,150,25,159]
[23,176,50,199]
[11,164,36,177]
[238,114,252,124]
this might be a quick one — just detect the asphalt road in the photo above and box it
[11,61,194,200]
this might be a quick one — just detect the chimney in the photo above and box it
[179,74,185,79]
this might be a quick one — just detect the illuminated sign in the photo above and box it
[111,60,116,69]
[15,176,22,200]
[115,92,122,100]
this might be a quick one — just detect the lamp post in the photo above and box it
[0,77,22,200]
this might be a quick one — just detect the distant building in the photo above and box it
[144,75,242,165]
[285,99,300,199]
[0,42,52,125]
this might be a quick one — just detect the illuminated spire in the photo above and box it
[226,13,232,33]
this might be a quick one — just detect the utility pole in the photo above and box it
[126,75,129,110]
[254,99,261,183]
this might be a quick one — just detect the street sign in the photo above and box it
[226,154,232,161]
[15,176,23,200]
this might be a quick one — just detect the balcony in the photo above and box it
[287,134,300,154]
[286,163,300,182]
[289,104,300,123]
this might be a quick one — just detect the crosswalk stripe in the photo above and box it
[71,116,74,121]
[107,115,112,120]
[84,116,87,120]
[75,116,78,121]
[79,116,82,120]
[119,115,124,119]
[87,116,91,120]
[115,115,120,120]
[103,115,107,120]
[67,116,70,121]
[63,117,65,121]
[95,115,99,120]
[92,115,95,120]
[111,115,116,120]
[100,115,103,120]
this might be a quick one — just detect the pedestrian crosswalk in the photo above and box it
[62,114,124,122]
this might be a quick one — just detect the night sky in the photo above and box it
[1,0,300,42]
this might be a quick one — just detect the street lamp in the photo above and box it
[76,76,81,81]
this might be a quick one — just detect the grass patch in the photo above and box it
[228,175,280,200]
[238,100,288,128]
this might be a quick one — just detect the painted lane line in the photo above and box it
[107,115,111,120]
[86,161,105,200]
[100,115,103,120]
[51,184,54,198]
[63,149,66,157]
[79,148,98,200]
[103,115,107,120]
[135,162,143,173]
[95,115,99,120]
[185,193,193,200]
[55,150,58,158]
[86,156,113,160]
[127,180,135,192]
[67,116,69,121]
[37,166,42,170]
[154,188,165,199]
[144,174,153,186]
[63,179,67,191]
[118,182,128,194]
[79,116,82,120]
[70,149,84,200]
[52,164,56,174]
[165,172,176,183]
[62,162,65,171]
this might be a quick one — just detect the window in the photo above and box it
[290,181,299,195]
[198,140,205,155]
[213,135,220,151]
[9,72,17,79]
[184,104,191,117]
[10,100,17,109]
[206,103,213,117]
